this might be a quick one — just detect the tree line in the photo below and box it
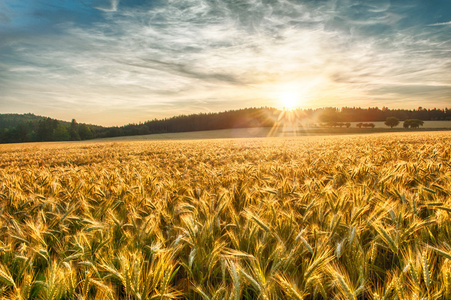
[314,106,450,123]
[99,107,278,138]
[0,118,93,143]
[0,106,449,143]
[95,106,451,139]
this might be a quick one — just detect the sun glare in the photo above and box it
[280,91,299,110]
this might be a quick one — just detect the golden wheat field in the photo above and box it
[0,132,451,299]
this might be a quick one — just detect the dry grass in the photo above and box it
[0,132,450,299]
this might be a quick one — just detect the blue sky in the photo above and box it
[1,0,450,126]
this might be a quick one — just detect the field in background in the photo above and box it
[99,125,451,142]
[97,121,451,142]
[1,132,451,299]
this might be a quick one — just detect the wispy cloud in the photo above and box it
[428,21,451,26]
[94,0,120,12]
[0,0,450,125]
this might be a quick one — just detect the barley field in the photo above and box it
[0,132,450,299]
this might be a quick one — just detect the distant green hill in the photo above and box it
[0,113,56,129]
[0,113,103,130]
[0,113,104,143]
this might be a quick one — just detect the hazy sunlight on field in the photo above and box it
[0,132,450,299]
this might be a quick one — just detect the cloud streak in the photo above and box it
[93,0,120,12]
[0,0,450,125]
[429,21,451,26]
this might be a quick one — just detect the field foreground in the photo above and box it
[1,132,451,299]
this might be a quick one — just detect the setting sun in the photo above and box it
[280,91,299,110]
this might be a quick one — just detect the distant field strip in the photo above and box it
[0,132,450,299]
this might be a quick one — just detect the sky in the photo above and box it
[0,0,450,126]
